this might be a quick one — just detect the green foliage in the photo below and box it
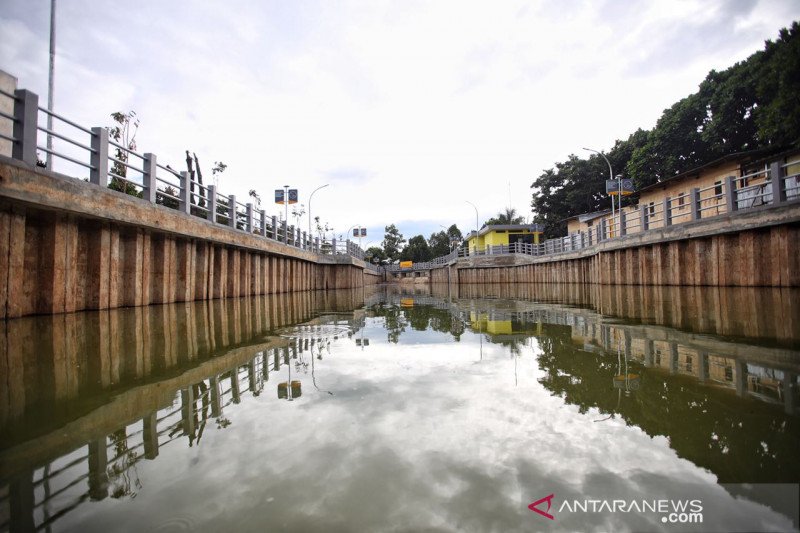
[108,111,140,197]
[428,231,451,257]
[531,23,800,238]
[400,235,432,262]
[365,246,387,264]
[382,224,406,261]
[483,207,526,227]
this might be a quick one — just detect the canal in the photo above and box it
[1,284,798,532]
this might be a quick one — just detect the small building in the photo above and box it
[565,147,800,237]
[465,224,543,253]
[565,210,611,236]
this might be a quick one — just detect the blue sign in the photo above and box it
[274,189,285,204]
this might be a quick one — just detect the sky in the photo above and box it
[1,0,798,245]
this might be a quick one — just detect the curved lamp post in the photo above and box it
[308,184,330,239]
[465,200,479,253]
[583,147,616,236]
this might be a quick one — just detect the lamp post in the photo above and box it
[583,147,615,237]
[465,200,478,253]
[46,0,56,170]
[308,184,329,239]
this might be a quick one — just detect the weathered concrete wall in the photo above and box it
[445,205,800,287]
[0,157,376,318]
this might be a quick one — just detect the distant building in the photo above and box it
[465,224,543,253]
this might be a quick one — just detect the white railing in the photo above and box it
[0,82,369,262]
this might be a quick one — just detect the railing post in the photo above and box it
[142,153,157,203]
[302,231,307,249]
[663,197,672,226]
[179,171,191,214]
[12,89,38,166]
[271,216,277,239]
[246,203,253,233]
[725,175,738,213]
[281,220,287,243]
[770,161,786,205]
[640,205,648,231]
[89,127,108,187]
[332,237,337,254]
[690,188,700,220]
[228,195,236,228]
[206,185,217,222]
[619,210,627,236]
[296,227,301,247]
[599,219,607,241]
[259,209,267,237]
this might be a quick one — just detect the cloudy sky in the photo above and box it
[1,1,798,243]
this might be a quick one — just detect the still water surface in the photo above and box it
[0,284,798,532]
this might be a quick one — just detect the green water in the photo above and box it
[0,284,798,532]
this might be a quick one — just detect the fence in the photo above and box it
[447,158,800,263]
[0,83,367,261]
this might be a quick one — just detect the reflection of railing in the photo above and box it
[0,333,335,532]
[0,83,369,263]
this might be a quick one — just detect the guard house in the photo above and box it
[465,224,543,253]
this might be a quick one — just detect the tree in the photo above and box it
[531,23,800,238]
[483,207,525,226]
[428,231,451,257]
[365,246,387,264]
[400,235,432,262]
[108,111,141,197]
[382,224,406,261]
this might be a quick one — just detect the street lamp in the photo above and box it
[465,200,479,253]
[583,147,617,236]
[308,184,329,239]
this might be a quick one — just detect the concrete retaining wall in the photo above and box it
[0,157,376,318]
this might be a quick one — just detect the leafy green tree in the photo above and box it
[400,235,432,262]
[754,22,800,147]
[382,224,406,261]
[428,231,451,257]
[365,246,387,264]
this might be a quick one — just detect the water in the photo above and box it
[0,284,798,532]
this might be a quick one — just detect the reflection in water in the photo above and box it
[0,284,797,531]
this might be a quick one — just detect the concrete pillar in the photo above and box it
[143,412,159,459]
[210,375,222,418]
[88,438,109,500]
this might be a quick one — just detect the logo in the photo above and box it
[529,494,555,520]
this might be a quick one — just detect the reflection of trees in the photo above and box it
[368,303,465,341]
[107,429,142,499]
[369,304,406,343]
[533,323,800,484]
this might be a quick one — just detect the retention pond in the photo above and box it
[1,284,798,532]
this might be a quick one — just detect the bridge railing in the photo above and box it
[0,82,371,263]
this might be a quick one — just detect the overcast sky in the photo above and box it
[1,1,798,243]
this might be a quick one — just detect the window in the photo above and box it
[714,181,723,196]
[648,202,655,215]
[587,220,593,227]
[678,194,685,206]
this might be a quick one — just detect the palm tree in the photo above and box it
[484,207,526,226]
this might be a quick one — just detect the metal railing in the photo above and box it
[419,156,800,267]
[0,82,369,264]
